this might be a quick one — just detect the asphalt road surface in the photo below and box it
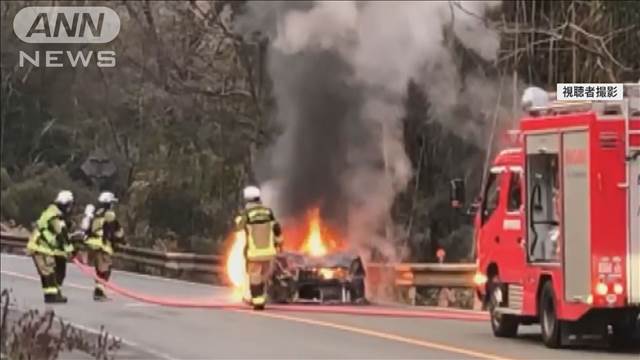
[1,253,638,359]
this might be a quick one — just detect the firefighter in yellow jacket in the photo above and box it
[26,190,75,303]
[235,186,282,310]
[84,191,125,301]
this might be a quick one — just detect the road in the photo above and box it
[1,253,638,359]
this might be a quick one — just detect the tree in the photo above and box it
[396,80,484,262]
[498,0,640,86]
[0,1,267,251]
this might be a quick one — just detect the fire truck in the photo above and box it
[450,83,640,348]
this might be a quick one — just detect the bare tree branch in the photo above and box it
[501,22,632,72]
[568,23,633,71]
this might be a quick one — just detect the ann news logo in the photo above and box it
[13,7,120,68]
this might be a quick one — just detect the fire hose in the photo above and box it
[70,258,488,321]
[71,258,246,309]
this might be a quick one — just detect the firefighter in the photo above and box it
[235,185,282,309]
[84,191,125,301]
[26,190,75,303]
[53,212,75,289]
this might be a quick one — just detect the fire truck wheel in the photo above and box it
[539,281,562,348]
[488,279,519,337]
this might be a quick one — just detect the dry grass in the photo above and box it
[0,289,122,360]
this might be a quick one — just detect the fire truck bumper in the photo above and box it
[571,306,640,331]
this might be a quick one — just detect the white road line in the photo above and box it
[124,302,162,308]
[1,269,94,291]
[2,267,236,307]
[2,253,227,290]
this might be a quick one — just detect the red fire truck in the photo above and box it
[450,83,640,348]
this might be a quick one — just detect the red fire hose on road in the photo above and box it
[71,258,488,322]
[72,258,246,309]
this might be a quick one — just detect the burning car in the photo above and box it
[268,250,367,304]
[226,206,368,305]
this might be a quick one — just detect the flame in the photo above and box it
[225,231,248,301]
[318,268,346,280]
[301,208,328,257]
[299,207,342,257]
[224,206,343,295]
[318,268,334,279]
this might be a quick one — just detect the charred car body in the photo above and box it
[268,250,367,304]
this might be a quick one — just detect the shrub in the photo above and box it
[147,185,210,241]
[0,289,122,360]
[0,167,94,226]
[0,168,12,191]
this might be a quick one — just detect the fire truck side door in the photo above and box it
[478,167,512,281]
[562,130,591,302]
[525,133,561,263]
[502,170,526,280]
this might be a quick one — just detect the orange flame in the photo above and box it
[225,231,248,300]
[273,206,341,256]
[225,206,343,293]
[301,208,328,257]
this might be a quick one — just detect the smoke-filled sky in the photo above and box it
[236,1,504,260]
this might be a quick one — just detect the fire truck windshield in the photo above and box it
[482,173,500,224]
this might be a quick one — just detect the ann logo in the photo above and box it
[14,7,120,68]
[13,7,120,44]
[26,12,104,39]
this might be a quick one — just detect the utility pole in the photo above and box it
[381,119,395,261]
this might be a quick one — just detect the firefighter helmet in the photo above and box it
[243,186,261,202]
[98,191,118,204]
[54,190,74,205]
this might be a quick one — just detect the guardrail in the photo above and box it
[0,231,477,292]
[364,262,478,307]
[0,231,224,282]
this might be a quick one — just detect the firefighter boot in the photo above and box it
[93,270,111,301]
[93,287,109,301]
[93,282,110,301]
[252,295,266,310]
[250,283,266,310]
[45,292,68,304]
[42,274,66,303]
[55,291,68,303]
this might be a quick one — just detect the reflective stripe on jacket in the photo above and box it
[85,209,123,255]
[26,204,66,256]
[236,203,278,261]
